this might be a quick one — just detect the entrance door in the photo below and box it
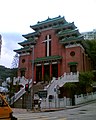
[52,64,58,78]
[44,65,50,82]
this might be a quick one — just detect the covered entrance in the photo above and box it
[34,55,62,83]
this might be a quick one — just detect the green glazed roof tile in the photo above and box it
[68,62,78,65]
[14,46,31,53]
[30,16,67,30]
[53,22,76,29]
[58,29,80,36]
[18,38,36,46]
[34,55,62,63]
[22,31,40,39]
[60,36,84,44]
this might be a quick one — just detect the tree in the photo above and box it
[11,53,19,78]
[85,40,96,69]
[11,53,19,68]
[79,71,94,93]
[0,66,13,81]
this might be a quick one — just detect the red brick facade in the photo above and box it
[14,16,92,83]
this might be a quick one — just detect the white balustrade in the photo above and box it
[10,79,32,105]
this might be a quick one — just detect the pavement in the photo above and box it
[12,100,96,114]
[12,106,75,114]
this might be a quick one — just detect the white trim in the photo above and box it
[44,63,49,65]
[20,53,30,56]
[36,64,41,66]
[52,62,57,64]
[65,44,85,51]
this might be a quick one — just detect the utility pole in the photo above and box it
[30,45,34,110]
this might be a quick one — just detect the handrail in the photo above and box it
[10,79,32,105]
[45,72,79,96]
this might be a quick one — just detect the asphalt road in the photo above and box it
[13,100,96,120]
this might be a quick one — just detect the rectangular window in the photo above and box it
[70,65,77,73]
[20,70,25,77]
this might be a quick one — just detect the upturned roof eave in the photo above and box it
[14,46,31,54]
[60,36,84,44]
[58,29,80,36]
[53,22,76,30]
[22,31,40,39]
[18,40,36,46]
[30,16,66,30]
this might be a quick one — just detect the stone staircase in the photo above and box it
[44,72,79,100]
[10,78,32,105]
[33,82,48,94]
[9,72,79,106]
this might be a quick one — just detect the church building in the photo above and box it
[14,16,92,84]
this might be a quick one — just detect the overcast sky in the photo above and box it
[0,0,96,68]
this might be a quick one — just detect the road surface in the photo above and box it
[13,100,96,120]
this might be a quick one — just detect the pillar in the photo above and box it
[50,63,52,80]
[34,64,36,83]
[42,64,44,81]
[58,62,61,77]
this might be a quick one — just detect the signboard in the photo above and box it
[38,90,47,98]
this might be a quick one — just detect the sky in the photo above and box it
[0,0,96,68]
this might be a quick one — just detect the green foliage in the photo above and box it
[0,65,18,81]
[79,71,94,86]
[78,71,94,93]
[64,82,76,89]
[64,72,94,95]
[85,40,96,68]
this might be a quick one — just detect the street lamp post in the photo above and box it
[30,45,34,110]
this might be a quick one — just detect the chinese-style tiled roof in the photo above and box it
[14,46,31,54]
[30,16,67,31]
[53,22,76,30]
[34,55,62,63]
[58,29,80,36]
[18,38,36,46]
[60,36,84,44]
[22,31,40,39]
[14,15,84,55]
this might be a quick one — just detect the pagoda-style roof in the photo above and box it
[18,38,36,47]
[14,15,84,55]
[60,36,84,44]
[14,46,31,54]
[58,29,80,37]
[34,55,62,63]
[53,22,76,30]
[22,31,40,39]
[30,16,67,31]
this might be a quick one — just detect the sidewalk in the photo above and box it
[12,100,96,113]
[12,105,81,113]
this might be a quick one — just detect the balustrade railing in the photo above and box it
[45,72,79,94]
[10,79,32,105]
